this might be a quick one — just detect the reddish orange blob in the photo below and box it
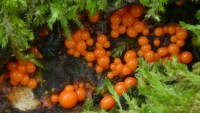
[144,50,155,62]
[130,5,144,18]
[114,82,127,96]
[122,13,135,27]
[88,12,100,23]
[100,95,116,110]
[28,78,38,89]
[124,77,137,89]
[59,90,77,108]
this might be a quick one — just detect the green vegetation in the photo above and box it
[135,58,200,113]
[1,0,200,63]
[180,9,200,76]
[0,0,108,63]
[82,95,94,112]
[140,0,168,21]
[180,10,200,47]
[192,61,200,75]
[83,58,200,113]
[112,41,129,58]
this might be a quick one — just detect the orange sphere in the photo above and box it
[75,88,86,102]
[51,94,59,103]
[59,90,78,108]
[124,77,137,89]
[114,82,127,96]
[88,12,100,23]
[97,55,110,67]
[28,78,38,89]
[100,95,116,110]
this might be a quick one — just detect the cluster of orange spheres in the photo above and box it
[65,30,112,74]
[107,50,138,79]
[109,5,193,64]
[50,84,87,108]
[63,3,194,111]
[93,34,111,73]
[65,29,94,58]
[110,5,149,38]
[100,77,137,110]
[114,77,137,96]
[6,61,38,89]
[137,25,193,64]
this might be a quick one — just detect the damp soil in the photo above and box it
[0,52,97,113]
